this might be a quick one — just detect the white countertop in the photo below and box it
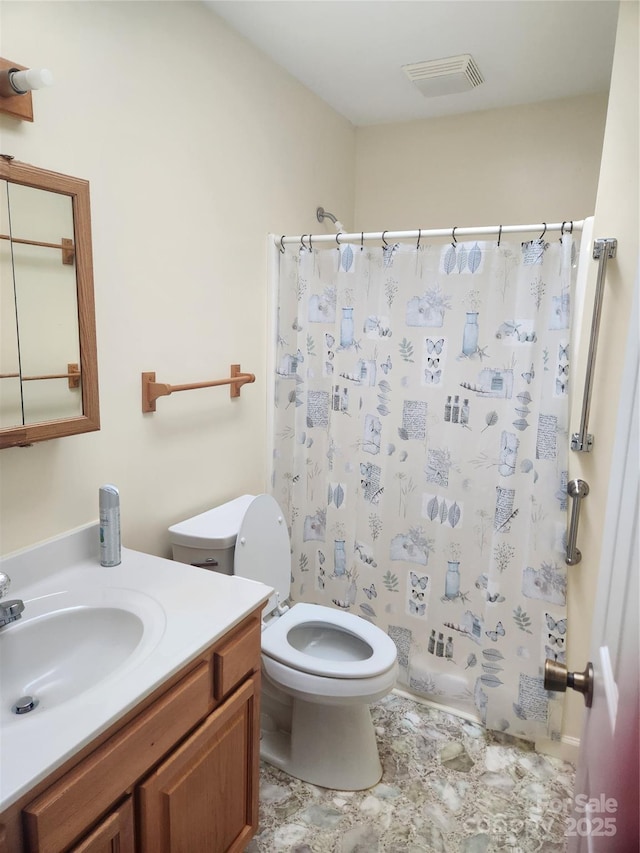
[0,523,271,812]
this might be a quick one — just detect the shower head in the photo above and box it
[317,206,344,233]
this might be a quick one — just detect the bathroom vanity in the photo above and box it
[0,524,271,852]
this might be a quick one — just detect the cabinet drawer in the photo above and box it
[70,796,134,853]
[214,618,261,699]
[24,661,212,853]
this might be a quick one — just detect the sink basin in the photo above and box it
[0,588,166,720]
[1,607,142,713]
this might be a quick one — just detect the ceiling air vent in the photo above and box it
[402,54,484,98]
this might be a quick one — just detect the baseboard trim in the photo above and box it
[390,688,580,765]
[390,687,482,725]
[535,735,580,765]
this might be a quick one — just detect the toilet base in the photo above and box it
[260,693,383,791]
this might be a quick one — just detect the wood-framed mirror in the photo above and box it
[0,157,99,448]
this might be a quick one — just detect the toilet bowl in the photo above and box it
[169,494,398,790]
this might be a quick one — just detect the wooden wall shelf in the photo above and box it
[142,364,255,413]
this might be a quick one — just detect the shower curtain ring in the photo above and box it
[309,234,313,251]
[560,221,566,241]
[336,232,343,250]
[497,225,502,247]
[569,221,574,234]
[451,226,457,247]
[539,223,547,241]
[361,232,364,252]
[279,235,286,253]
[381,231,389,248]
[416,229,422,250]
[301,234,308,251]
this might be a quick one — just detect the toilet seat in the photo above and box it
[261,602,398,679]
[262,652,398,705]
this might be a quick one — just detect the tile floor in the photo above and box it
[247,692,575,852]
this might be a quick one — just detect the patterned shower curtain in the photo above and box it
[271,230,579,743]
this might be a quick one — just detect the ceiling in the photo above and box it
[205,1,619,126]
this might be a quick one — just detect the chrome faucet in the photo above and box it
[0,572,24,628]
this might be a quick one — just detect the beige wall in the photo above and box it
[355,94,608,230]
[563,0,639,744]
[0,0,355,557]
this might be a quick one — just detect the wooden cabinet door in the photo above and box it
[24,662,213,853]
[70,797,134,853]
[139,675,260,853]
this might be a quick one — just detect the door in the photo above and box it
[138,675,260,853]
[568,276,639,852]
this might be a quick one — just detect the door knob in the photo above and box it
[544,659,594,708]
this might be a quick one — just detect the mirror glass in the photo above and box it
[0,159,99,447]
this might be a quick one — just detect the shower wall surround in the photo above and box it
[272,232,580,743]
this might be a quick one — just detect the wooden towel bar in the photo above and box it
[142,364,255,413]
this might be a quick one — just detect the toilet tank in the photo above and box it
[168,495,256,575]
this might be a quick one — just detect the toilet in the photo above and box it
[168,494,398,790]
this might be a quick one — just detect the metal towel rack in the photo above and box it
[572,237,617,452]
[566,478,589,565]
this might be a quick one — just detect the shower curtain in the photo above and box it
[271,230,579,743]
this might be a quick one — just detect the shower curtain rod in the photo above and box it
[275,220,585,248]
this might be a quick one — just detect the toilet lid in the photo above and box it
[234,494,291,613]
